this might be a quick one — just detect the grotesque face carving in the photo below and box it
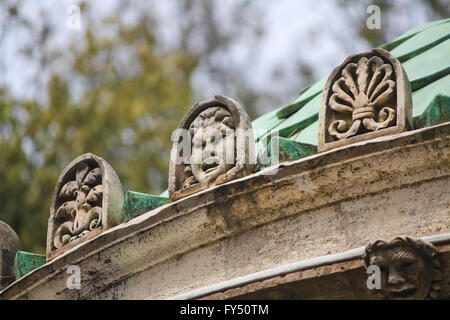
[187,107,236,184]
[169,95,255,201]
[369,246,428,299]
[364,237,441,300]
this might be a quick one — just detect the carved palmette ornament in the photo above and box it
[168,95,256,201]
[363,236,441,300]
[318,48,412,152]
[46,153,123,261]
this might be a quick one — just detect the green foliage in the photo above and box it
[0,5,197,253]
[0,0,447,254]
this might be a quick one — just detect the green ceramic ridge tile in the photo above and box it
[121,190,170,222]
[275,136,317,162]
[257,112,319,147]
[278,113,319,139]
[293,120,318,146]
[410,66,450,92]
[275,77,328,119]
[391,21,450,59]
[159,189,169,198]
[380,33,418,51]
[271,94,322,137]
[252,110,286,142]
[252,109,278,130]
[258,136,317,167]
[400,18,450,37]
[275,91,321,119]
[412,74,450,116]
[413,94,450,129]
[401,40,450,85]
[14,251,46,279]
[396,34,450,63]
[382,18,450,51]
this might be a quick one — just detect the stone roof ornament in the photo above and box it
[46,153,123,261]
[169,95,256,201]
[363,236,441,300]
[318,48,412,152]
[0,221,21,290]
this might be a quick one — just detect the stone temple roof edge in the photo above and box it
[251,18,450,147]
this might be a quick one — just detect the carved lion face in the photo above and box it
[189,107,235,183]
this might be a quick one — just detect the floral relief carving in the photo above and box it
[328,56,396,139]
[53,162,103,249]
[318,48,412,153]
[47,153,123,261]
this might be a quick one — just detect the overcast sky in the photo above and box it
[0,0,435,114]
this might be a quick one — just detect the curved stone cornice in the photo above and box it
[1,122,449,300]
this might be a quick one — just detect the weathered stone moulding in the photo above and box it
[169,95,256,201]
[46,153,123,261]
[363,236,441,300]
[318,48,412,152]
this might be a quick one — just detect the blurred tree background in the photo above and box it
[0,0,448,253]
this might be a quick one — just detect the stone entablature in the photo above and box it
[1,18,448,301]
[199,239,450,300]
[1,122,448,300]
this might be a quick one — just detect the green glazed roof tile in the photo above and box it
[271,94,321,138]
[409,65,450,92]
[381,18,450,51]
[252,109,285,142]
[292,120,319,146]
[412,74,450,117]
[275,76,327,119]
[264,136,316,167]
[122,190,170,222]
[14,251,46,279]
[413,94,450,129]
[251,19,450,147]
[400,18,450,37]
[160,19,449,195]
[401,39,450,84]
[392,22,450,62]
